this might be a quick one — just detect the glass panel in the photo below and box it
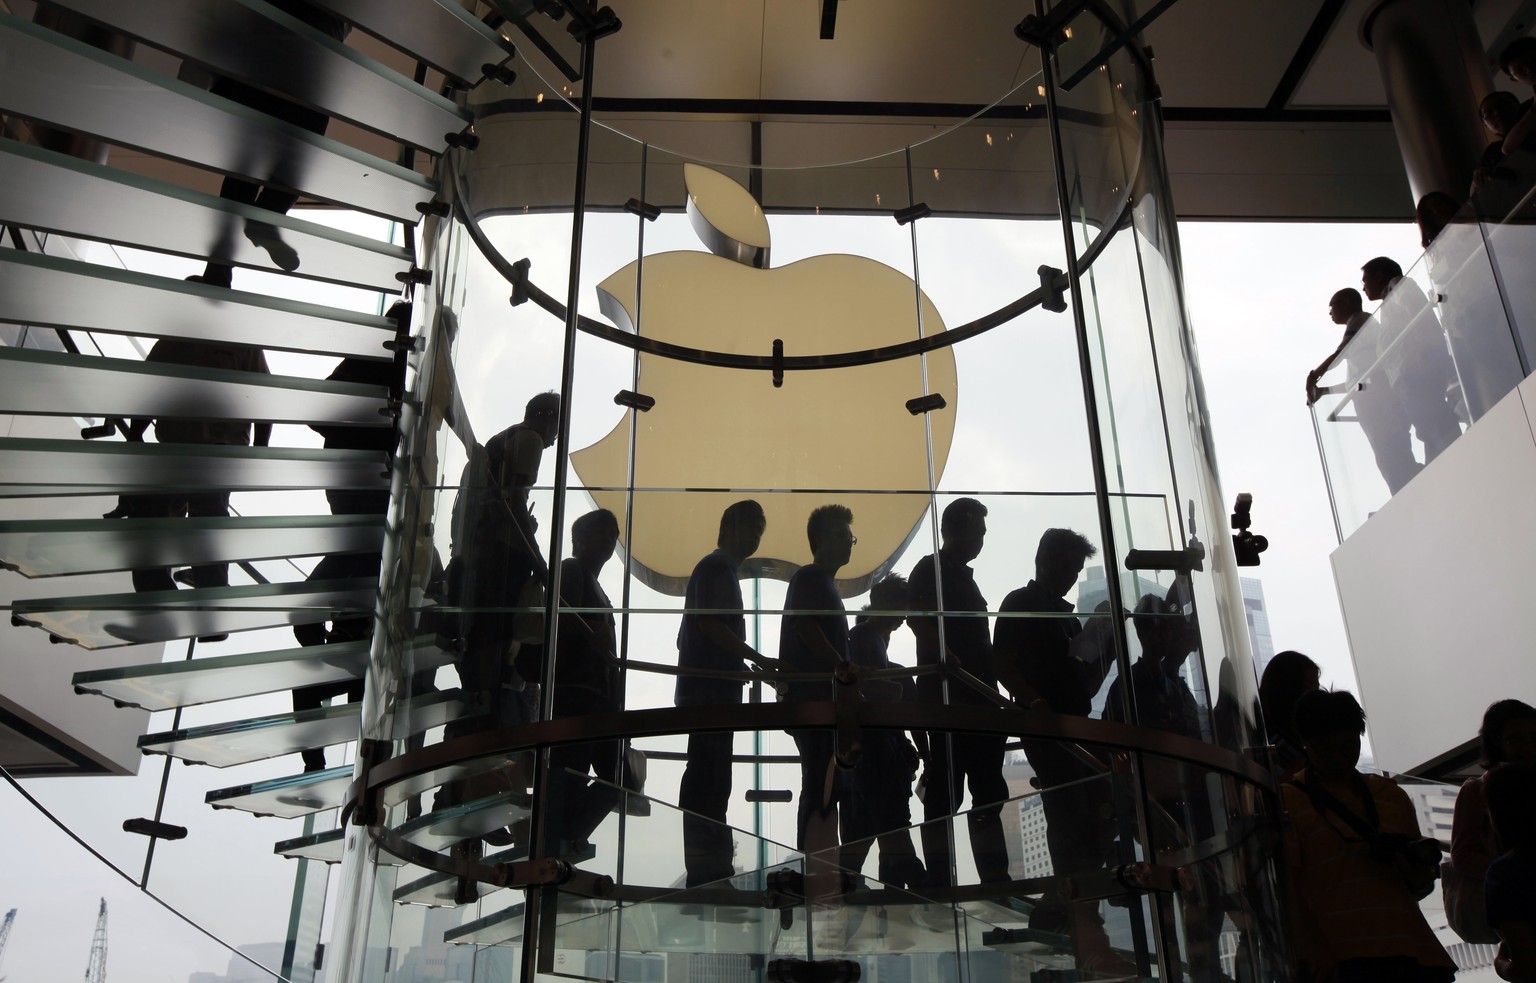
[0,515,381,577]
[0,138,412,290]
[11,577,378,649]
[0,247,400,359]
[0,438,390,498]
[1425,214,1525,422]
[0,13,432,220]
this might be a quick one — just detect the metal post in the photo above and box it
[1037,9,1169,982]
[521,28,601,983]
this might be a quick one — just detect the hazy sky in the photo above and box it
[0,211,1424,983]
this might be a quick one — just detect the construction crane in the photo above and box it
[0,908,15,982]
[83,899,106,983]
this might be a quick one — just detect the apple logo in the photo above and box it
[571,164,957,595]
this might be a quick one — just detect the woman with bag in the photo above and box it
[1282,690,1455,983]
[1447,700,1536,944]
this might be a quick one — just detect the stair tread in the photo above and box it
[0,248,399,360]
[0,138,411,291]
[0,13,432,221]
[72,634,452,712]
[11,577,378,649]
[0,515,383,578]
[138,687,464,767]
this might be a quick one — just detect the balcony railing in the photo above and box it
[1311,154,1536,539]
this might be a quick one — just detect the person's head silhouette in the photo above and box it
[1034,528,1097,599]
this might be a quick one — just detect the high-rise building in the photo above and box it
[1240,577,1275,678]
[1,2,1529,982]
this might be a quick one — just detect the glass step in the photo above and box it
[44,0,468,153]
[11,578,379,649]
[0,438,389,499]
[0,13,432,221]
[0,515,383,578]
[444,902,526,947]
[313,0,517,85]
[396,789,533,854]
[0,138,410,291]
[206,765,352,819]
[275,828,345,864]
[71,635,452,712]
[393,843,598,907]
[0,346,391,428]
[139,687,465,767]
[0,248,399,360]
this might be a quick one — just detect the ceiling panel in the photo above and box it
[1140,0,1329,107]
[1290,0,1389,107]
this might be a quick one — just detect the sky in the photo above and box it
[0,208,1426,982]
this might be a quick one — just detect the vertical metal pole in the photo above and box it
[1037,11,1168,983]
[522,31,600,983]
[140,636,196,887]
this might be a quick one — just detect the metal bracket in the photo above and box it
[444,129,480,151]
[624,198,661,221]
[415,199,451,219]
[905,393,947,416]
[1038,265,1068,313]
[893,202,930,225]
[395,267,433,287]
[614,389,655,411]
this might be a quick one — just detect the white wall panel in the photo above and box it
[1332,372,1536,774]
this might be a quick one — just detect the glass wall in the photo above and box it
[331,8,1285,983]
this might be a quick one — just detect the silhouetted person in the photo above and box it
[1258,650,1321,781]
[543,509,630,855]
[1283,690,1453,983]
[448,392,560,733]
[994,528,1125,970]
[198,1,348,285]
[291,551,377,771]
[1482,762,1536,981]
[311,303,410,516]
[112,338,271,641]
[1308,288,1420,494]
[780,504,855,879]
[1362,256,1462,467]
[1105,593,1224,983]
[907,497,1010,886]
[1447,700,1536,944]
[677,500,778,887]
[840,574,925,890]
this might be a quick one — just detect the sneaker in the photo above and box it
[244,220,300,271]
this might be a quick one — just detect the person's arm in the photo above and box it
[1307,337,1352,405]
[991,612,1048,708]
[1506,106,1536,156]
[698,617,779,671]
[1496,922,1536,982]
[1451,779,1495,880]
[794,618,846,672]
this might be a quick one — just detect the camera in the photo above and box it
[1231,493,1268,567]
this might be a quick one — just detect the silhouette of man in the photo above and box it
[907,497,1010,886]
[114,338,271,642]
[448,392,560,732]
[780,504,855,871]
[197,0,349,284]
[676,499,777,887]
[544,509,630,854]
[310,303,410,517]
[1309,288,1420,494]
[291,551,377,772]
[1362,257,1461,468]
[841,573,926,890]
[994,528,1125,969]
